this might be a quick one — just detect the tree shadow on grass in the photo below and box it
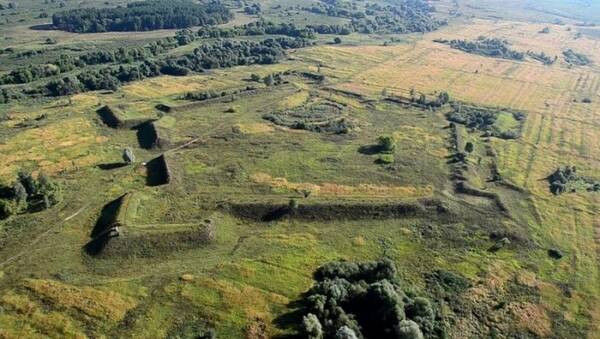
[97,163,128,170]
[358,144,381,155]
[272,299,307,339]
[29,24,55,31]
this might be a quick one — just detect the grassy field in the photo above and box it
[0,0,599,338]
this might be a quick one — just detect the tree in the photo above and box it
[264,74,275,86]
[18,171,36,195]
[377,135,396,153]
[0,199,19,219]
[250,73,261,82]
[12,182,28,207]
[289,198,299,211]
[465,142,474,153]
[333,37,342,44]
[335,326,359,339]
[123,147,135,165]
[303,314,324,339]
[437,92,450,105]
[396,320,424,339]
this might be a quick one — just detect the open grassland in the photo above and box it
[0,4,599,338]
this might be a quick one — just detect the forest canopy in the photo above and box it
[51,0,233,33]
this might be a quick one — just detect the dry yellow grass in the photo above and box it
[0,117,107,180]
[232,123,275,135]
[23,279,137,322]
[250,172,433,198]
[0,291,87,339]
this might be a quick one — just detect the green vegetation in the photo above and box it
[299,259,444,339]
[0,172,61,219]
[437,36,525,61]
[563,49,592,65]
[547,166,600,195]
[527,51,557,65]
[446,104,525,139]
[51,0,232,33]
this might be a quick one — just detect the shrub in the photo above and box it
[377,135,396,153]
[465,142,474,153]
[302,259,443,338]
[377,154,394,164]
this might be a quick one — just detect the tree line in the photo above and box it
[563,49,591,66]
[1,20,323,87]
[0,37,184,86]
[303,0,446,34]
[2,37,312,100]
[437,36,525,61]
[51,0,232,33]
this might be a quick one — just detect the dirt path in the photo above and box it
[0,204,89,268]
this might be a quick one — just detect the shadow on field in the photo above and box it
[97,162,128,170]
[90,196,124,238]
[145,155,170,186]
[29,24,54,31]
[135,122,159,149]
[357,144,381,155]
[272,299,307,339]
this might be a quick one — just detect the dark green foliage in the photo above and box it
[46,76,83,96]
[548,248,564,260]
[304,0,446,34]
[301,259,445,339]
[197,20,318,39]
[334,37,342,44]
[250,74,261,82]
[465,142,474,153]
[546,166,599,194]
[527,51,556,65]
[52,0,232,33]
[426,269,470,296]
[563,49,591,65]
[0,172,61,219]
[244,3,261,15]
[14,37,311,99]
[377,135,396,153]
[444,36,525,61]
[446,104,525,139]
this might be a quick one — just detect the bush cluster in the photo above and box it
[300,259,445,339]
[0,172,61,220]
[443,36,525,61]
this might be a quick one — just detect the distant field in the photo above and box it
[0,0,599,338]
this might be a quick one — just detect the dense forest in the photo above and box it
[51,0,233,33]
[437,36,525,61]
[303,0,446,34]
